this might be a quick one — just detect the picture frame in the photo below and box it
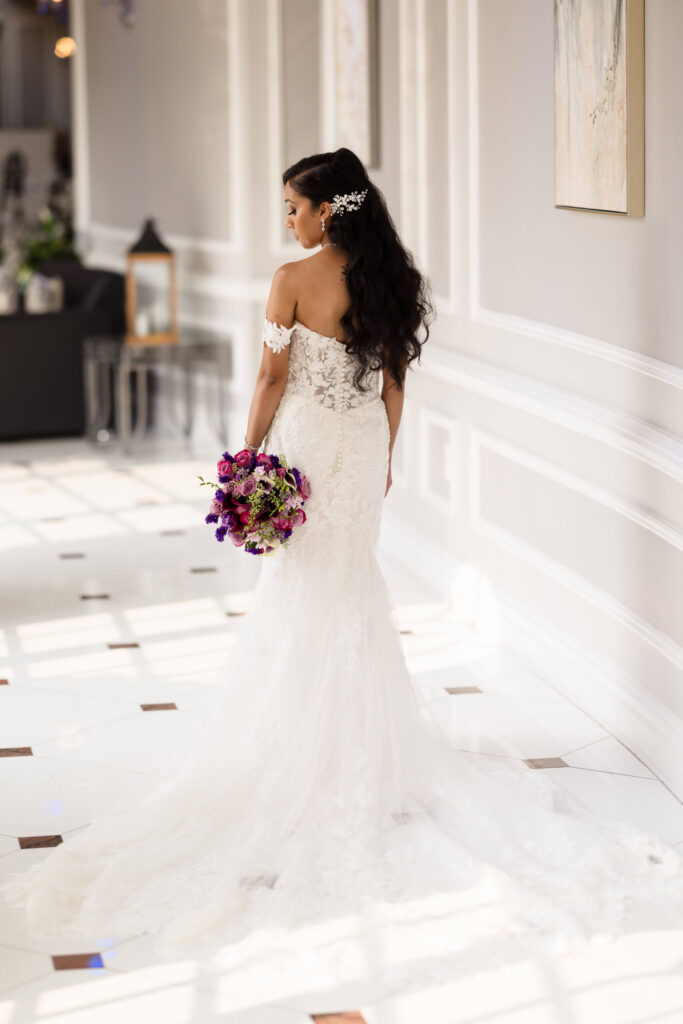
[554,0,644,216]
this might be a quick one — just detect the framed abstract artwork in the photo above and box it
[332,0,379,168]
[554,0,644,216]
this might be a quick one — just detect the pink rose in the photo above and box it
[256,453,272,469]
[210,497,223,515]
[234,449,252,466]
[217,459,233,478]
[273,514,291,531]
[241,475,257,496]
[276,466,286,477]
[230,532,246,547]
[299,475,311,499]
[291,509,306,527]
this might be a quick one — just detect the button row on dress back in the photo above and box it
[334,360,343,474]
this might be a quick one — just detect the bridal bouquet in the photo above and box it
[198,449,310,555]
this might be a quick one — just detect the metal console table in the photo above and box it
[83,334,230,453]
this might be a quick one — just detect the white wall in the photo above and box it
[71,0,683,796]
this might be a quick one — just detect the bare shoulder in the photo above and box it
[265,262,298,325]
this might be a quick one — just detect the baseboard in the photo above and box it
[378,513,683,803]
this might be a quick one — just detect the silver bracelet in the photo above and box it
[244,437,259,452]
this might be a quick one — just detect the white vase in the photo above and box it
[0,268,18,314]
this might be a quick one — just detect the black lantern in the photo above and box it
[125,218,178,346]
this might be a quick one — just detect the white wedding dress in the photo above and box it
[3,316,683,991]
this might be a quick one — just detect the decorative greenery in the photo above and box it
[14,210,80,289]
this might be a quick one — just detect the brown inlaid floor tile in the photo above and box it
[81,593,110,600]
[392,811,422,824]
[445,685,483,694]
[311,1013,366,1023]
[399,629,413,635]
[191,567,218,573]
[60,552,85,559]
[52,952,104,970]
[140,702,177,711]
[107,642,139,649]
[19,834,63,849]
[523,757,569,769]
[0,747,32,757]
[226,610,245,617]
[239,874,278,890]
[0,678,8,685]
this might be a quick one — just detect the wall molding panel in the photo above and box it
[469,427,683,670]
[470,428,683,551]
[418,406,459,515]
[421,345,683,484]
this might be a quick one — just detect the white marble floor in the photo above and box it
[1,436,682,1024]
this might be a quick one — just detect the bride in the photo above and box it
[3,146,683,989]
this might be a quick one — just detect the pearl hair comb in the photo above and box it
[329,189,368,216]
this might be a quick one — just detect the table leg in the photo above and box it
[83,351,99,443]
[183,354,194,442]
[215,347,228,448]
[116,362,132,455]
[133,367,148,442]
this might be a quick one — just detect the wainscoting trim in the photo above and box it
[420,345,683,482]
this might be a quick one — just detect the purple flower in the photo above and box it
[205,513,219,524]
[270,454,280,468]
[215,525,228,541]
[241,475,257,496]
[292,467,301,488]
[215,488,224,501]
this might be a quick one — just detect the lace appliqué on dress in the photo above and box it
[262,316,295,353]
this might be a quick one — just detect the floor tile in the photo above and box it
[32,707,192,773]
[0,687,140,749]
[563,734,656,778]
[362,928,683,1022]
[0,755,143,839]
[426,691,608,759]
[539,767,683,845]
[0,944,51,997]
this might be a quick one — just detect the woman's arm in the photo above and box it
[244,266,296,449]
[380,362,406,496]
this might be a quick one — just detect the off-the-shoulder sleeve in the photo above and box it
[262,316,295,353]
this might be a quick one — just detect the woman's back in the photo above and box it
[288,247,352,343]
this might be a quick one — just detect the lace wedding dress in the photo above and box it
[3,316,683,991]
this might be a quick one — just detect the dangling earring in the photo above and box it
[321,217,326,234]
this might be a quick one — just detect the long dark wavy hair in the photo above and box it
[282,147,435,391]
